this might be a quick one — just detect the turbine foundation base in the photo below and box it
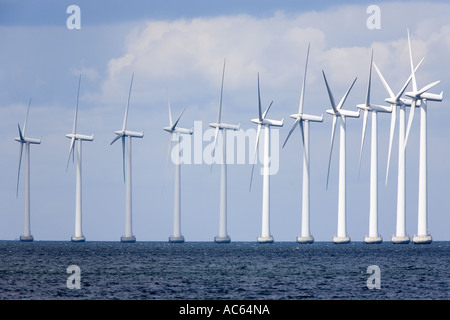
[296,236,314,244]
[214,236,231,243]
[71,236,86,242]
[333,236,351,244]
[20,235,33,242]
[391,235,410,244]
[121,236,136,243]
[364,236,382,244]
[169,236,185,243]
[257,236,274,244]
[413,235,432,244]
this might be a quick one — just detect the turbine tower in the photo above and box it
[357,51,391,244]
[111,73,144,243]
[282,44,323,244]
[323,71,360,244]
[250,73,284,244]
[373,59,423,244]
[163,96,192,243]
[15,98,41,242]
[404,30,443,244]
[210,59,240,243]
[66,75,94,242]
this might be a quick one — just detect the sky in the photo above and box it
[1,0,450,242]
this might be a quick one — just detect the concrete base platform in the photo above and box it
[71,236,86,242]
[214,236,231,243]
[333,236,351,244]
[257,236,274,244]
[296,236,314,244]
[364,235,382,244]
[169,236,185,243]
[413,235,432,244]
[121,236,136,243]
[391,235,410,244]
[20,235,34,242]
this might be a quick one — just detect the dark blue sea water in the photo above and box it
[0,241,449,300]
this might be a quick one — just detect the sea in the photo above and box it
[1,240,449,302]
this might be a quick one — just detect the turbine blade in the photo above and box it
[358,109,369,178]
[110,133,123,145]
[249,124,262,191]
[165,133,173,169]
[122,73,134,132]
[262,101,273,120]
[418,80,440,95]
[73,75,81,135]
[282,117,300,148]
[404,99,416,150]
[167,90,173,127]
[66,137,76,172]
[326,116,338,190]
[373,62,395,99]
[298,43,310,115]
[217,58,226,124]
[257,73,262,122]
[322,71,337,113]
[172,107,187,131]
[407,29,417,92]
[16,143,24,197]
[211,126,220,159]
[385,105,397,185]
[299,120,309,166]
[18,124,24,142]
[337,77,357,110]
[365,49,374,107]
[122,136,126,183]
[23,98,31,137]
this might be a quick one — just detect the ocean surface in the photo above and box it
[0,241,449,300]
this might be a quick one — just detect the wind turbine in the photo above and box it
[15,98,41,242]
[163,95,193,243]
[282,44,323,244]
[357,51,391,244]
[373,58,423,244]
[66,75,94,242]
[403,30,443,244]
[209,59,240,243]
[250,73,284,244]
[323,71,360,244]
[111,73,144,243]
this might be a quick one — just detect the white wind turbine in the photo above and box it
[282,44,323,244]
[323,71,360,244]
[210,59,240,243]
[111,73,144,243]
[163,95,193,243]
[66,75,94,242]
[357,51,391,244]
[403,30,443,244]
[373,57,423,244]
[15,98,41,242]
[250,73,284,244]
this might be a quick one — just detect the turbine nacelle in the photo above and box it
[251,118,284,127]
[289,113,323,122]
[114,130,144,138]
[15,136,41,144]
[405,90,443,102]
[209,122,240,131]
[326,108,360,118]
[65,133,94,141]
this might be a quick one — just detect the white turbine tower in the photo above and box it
[210,59,240,243]
[282,44,323,244]
[66,75,94,242]
[373,58,423,244]
[250,73,284,244]
[323,71,360,244]
[403,30,443,244]
[15,98,41,242]
[357,51,391,244]
[111,73,144,243]
[163,96,193,243]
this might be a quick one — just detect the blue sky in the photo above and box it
[1,0,450,242]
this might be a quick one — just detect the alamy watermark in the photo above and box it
[169,121,281,175]
[66,5,81,30]
[366,265,381,290]
[66,265,81,289]
[366,5,381,30]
